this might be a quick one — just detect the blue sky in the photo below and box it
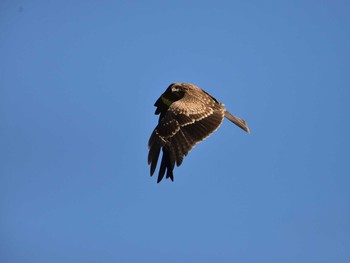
[1,1,349,262]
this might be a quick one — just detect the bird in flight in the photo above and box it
[148,83,250,183]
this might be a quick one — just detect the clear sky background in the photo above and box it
[1,1,349,262]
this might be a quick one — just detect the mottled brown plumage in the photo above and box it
[148,83,250,183]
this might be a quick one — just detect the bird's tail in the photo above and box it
[224,111,250,133]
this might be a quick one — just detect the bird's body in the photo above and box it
[148,83,249,183]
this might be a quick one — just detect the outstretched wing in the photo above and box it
[148,91,225,183]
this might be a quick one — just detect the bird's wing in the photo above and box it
[148,94,225,182]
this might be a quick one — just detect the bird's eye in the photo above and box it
[171,87,179,93]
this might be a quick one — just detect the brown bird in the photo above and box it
[148,83,250,183]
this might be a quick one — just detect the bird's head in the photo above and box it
[157,83,197,109]
[159,83,187,107]
[169,83,186,95]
